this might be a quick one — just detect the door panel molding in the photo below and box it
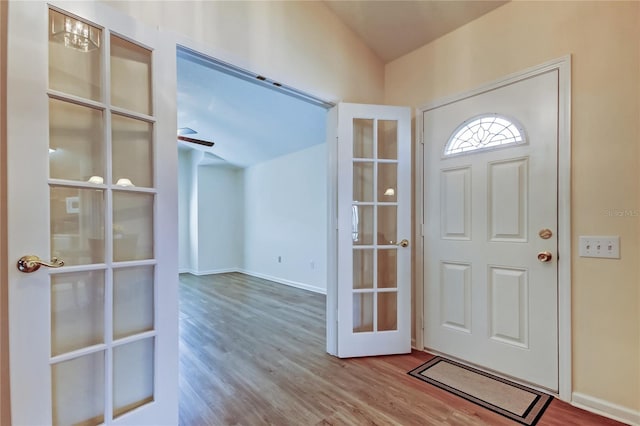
[415,56,571,400]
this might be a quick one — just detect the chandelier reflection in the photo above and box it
[50,9,101,53]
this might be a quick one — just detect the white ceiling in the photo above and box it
[177,50,328,169]
[177,1,509,167]
[324,0,508,62]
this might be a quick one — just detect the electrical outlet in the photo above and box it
[578,236,620,259]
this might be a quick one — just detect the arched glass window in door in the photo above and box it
[444,114,526,156]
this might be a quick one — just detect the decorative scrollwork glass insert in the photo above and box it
[444,114,525,156]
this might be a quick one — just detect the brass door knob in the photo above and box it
[396,239,409,248]
[17,255,64,273]
[537,251,553,263]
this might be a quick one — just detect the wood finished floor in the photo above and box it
[179,273,624,426]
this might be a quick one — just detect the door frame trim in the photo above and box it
[0,0,9,422]
[415,56,572,400]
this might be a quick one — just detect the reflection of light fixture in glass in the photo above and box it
[384,188,395,196]
[116,178,134,187]
[88,176,104,184]
[49,9,101,53]
[49,148,56,154]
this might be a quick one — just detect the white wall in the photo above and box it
[178,144,327,293]
[179,150,245,275]
[196,164,244,274]
[178,148,192,272]
[242,144,328,293]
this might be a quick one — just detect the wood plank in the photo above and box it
[179,272,624,425]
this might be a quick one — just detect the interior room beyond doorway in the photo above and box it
[176,47,330,296]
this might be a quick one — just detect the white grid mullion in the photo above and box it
[103,27,114,425]
[372,118,379,333]
[150,36,160,406]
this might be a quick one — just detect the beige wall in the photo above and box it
[385,0,640,412]
[103,0,385,105]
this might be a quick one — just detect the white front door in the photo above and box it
[7,2,178,424]
[423,70,559,390]
[335,103,412,358]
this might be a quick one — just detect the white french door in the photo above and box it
[335,103,412,358]
[7,2,178,425]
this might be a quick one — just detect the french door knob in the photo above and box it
[396,239,410,248]
[537,251,552,263]
[17,255,64,273]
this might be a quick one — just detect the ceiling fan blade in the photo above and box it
[178,135,215,147]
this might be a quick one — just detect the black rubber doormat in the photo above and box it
[408,356,552,425]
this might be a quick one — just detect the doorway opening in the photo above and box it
[175,46,333,421]
[176,47,331,290]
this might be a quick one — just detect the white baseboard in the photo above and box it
[179,267,327,294]
[572,392,640,425]
[180,267,237,276]
[238,269,327,295]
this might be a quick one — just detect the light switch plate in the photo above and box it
[578,236,620,259]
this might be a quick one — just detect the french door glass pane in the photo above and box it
[110,35,152,115]
[52,351,105,426]
[353,118,374,158]
[48,9,102,101]
[112,191,154,262]
[377,205,397,245]
[50,186,105,266]
[113,266,154,339]
[49,98,104,182]
[51,271,105,356]
[378,292,398,331]
[112,114,154,188]
[377,249,397,289]
[113,338,155,418]
[353,162,374,202]
[353,293,374,333]
[352,205,373,245]
[377,120,398,160]
[353,249,373,289]
[377,163,397,202]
